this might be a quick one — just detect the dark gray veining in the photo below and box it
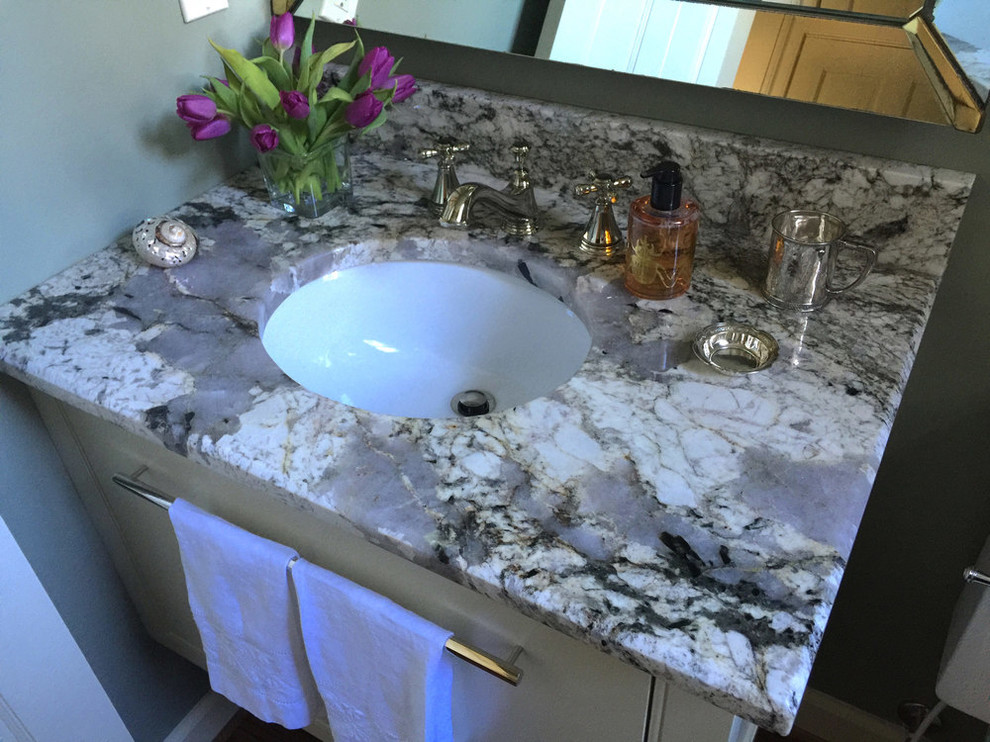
[0,76,973,734]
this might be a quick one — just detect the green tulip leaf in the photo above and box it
[300,16,316,70]
[300,41,356,94]
[324,104,350,130]
[206,76,239,112]
[283,56,294,86]
[210,40,280,108]
[307,91,328,143]
[318,87,354,105]
[373,87,396,105]
[252,56,291,91]
[337,33,365,91]
[220,60,243,95]
[278,126,304,155]
[312,118,351,148]
[313,40,356,67]
[345,71,372,99]
[239,91,264,127]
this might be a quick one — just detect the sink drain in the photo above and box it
[451,390,496,417]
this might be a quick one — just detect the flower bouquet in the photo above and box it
[176,13,415,217]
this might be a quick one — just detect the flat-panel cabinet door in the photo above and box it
[647,682,758,742]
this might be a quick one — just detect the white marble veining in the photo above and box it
[0,77,974,734]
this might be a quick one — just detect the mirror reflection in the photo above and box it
[295,0,985,131]
[934,0,990,98]
[541,2,949,123]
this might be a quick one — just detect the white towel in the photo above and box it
[291,559,455,742]
[168,499,320,729]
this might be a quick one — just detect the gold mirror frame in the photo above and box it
[906,15,982,131]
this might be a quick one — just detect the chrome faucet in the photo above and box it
[439,142,540,235]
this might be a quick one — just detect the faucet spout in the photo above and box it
[439,183,540,235]
[438,141,540,235]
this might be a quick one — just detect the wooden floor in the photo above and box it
[755,726,829,742]
[214,710,320,742]
[215,711,831,742]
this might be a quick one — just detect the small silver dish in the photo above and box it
[693,322,778,375]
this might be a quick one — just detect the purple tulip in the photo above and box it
[280,90,310,119]
[187,116,231,140]
[250,124,280,152]
[176,94,217,123]
[345,91,383,128]
[269,12,294,52]
[358,46,394,89]
[388,74,416,103]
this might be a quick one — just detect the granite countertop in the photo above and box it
[0,82,974,734]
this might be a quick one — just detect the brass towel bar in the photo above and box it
[963,567,990,588]
[111,472,523,686]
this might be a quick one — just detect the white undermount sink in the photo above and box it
[261,260,591,418]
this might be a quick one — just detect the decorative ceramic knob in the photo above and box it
[131,217,198,267]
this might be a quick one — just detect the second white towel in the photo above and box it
[292,559,455,742]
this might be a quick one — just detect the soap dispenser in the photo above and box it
[624,161,700,300]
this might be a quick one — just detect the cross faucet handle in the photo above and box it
[574,172,633,202]
[419,139,471,214]
[419,139,470,164]
[574,171,632,257]
[507,141,534,193]
[510,141,531,167]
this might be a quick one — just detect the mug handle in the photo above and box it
[826,239,878,295]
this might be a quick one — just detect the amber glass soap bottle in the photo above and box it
[624,162,700,300]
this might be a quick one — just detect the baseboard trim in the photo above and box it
[797,689,906,742]
[163,687,907,742]
[164,691,238,742]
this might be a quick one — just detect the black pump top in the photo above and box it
[642,161,683,211]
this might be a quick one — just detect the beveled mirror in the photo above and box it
[293,0,987,131]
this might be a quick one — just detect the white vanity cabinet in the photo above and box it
[33,391,751,742]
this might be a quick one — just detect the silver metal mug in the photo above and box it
[763,210,877,311]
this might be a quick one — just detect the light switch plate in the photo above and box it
[318,0,358,23]
[179,0,228,23]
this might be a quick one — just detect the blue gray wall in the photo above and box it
[0,379,209,741]
[0,0,265,302]
[0,1,268,739]
[297,0,530,54]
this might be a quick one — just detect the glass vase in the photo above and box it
[257,137,352,218]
